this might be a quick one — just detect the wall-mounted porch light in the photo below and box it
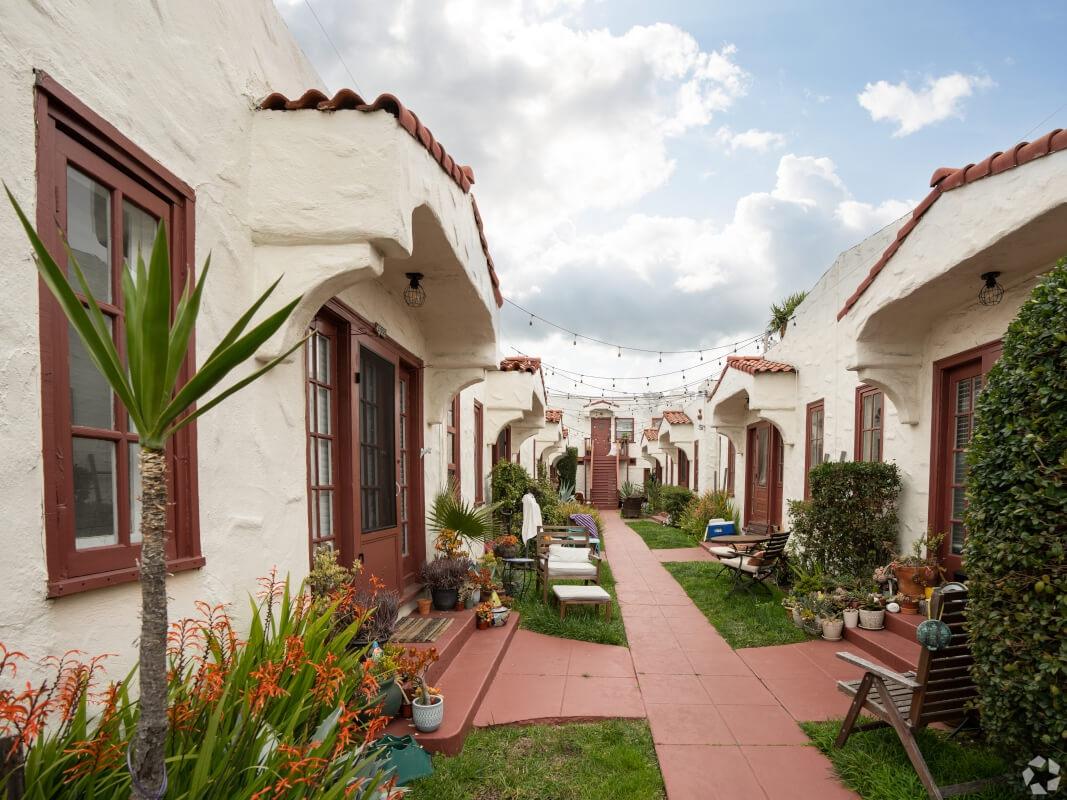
[978,271,1004,306]
[404,272,426,307]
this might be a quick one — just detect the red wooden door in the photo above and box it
[932,342,1001,578]
[398,363,423,588]
[745,421,782,529]
[590,417,612,456]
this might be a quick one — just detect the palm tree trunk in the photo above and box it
[131,446,169,799]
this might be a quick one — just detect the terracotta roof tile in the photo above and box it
[662,410,692,425]
[545,409,563,423]
[258,89,503,308]
[499,355,541,374]
[838,127,1067,320]
[726,355,795,375]
[642,427,660,442]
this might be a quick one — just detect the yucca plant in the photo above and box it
[6,187,304,798]
[768,290,808,338]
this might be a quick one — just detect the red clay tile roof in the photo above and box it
[838,128,1067,320]
[499,355,541,374]
[726,355,795,375]
[258,89,503,308]
[545,409,563,423]
[662,410,692,425]
[642,427,660,442]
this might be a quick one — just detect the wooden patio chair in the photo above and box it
[535,528,602,603]
[834,588,1006,800]
[715,531,789,593]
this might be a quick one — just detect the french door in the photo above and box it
[745,421,782,530]
[931,341,1001,578]
[306,303,424,593]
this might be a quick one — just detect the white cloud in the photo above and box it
[714,125,786,152]
[857,72,995,136]
[836,199,913,232]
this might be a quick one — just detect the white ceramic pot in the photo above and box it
[859,609,885,630]
[821,618,844,641]
[791,608,803,628]
[843,609,860,629]
[412,695,444,733]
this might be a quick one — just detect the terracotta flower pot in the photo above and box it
[476,617,490,630]
[417,598,431,616]
[400,702,413,719]
[893,566,924,598]
[454,600,464,612]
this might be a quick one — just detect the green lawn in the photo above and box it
[626,520,693,549]
[511,560,626,646]
[662,561,808,649]
[408,720,665,800]
[802,720,1018,800]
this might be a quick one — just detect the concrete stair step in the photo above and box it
[385,612,520,754]
[842,621,921,673]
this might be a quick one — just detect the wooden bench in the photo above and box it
[553,585,612,620]
[834,588,1006,800]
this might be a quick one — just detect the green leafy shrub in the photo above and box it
[557,501,604,536]
[557,446,578,491]
[0,574,394,799]
[658,485,694,524]
[964,259,1067,767]
[644,475,663,513]
[678,490,740,543]
[787,461,900,577]
[532,474,562,528]
[490,460,532,518]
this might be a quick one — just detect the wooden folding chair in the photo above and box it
[716,531,790,594]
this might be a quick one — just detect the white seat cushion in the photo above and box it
[546,560,598,578]
[707,545,738,557]
[718,556,760,574]
[553,585,610,601]
[549,544,591,562]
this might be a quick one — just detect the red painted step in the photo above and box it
[842,616,922,673]
[385,612,520,754]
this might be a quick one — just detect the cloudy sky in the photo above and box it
[274,0,1066,402]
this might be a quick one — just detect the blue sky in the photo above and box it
[276,0,1067,397]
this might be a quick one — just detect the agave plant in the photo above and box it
[428,478,499,546]
[557,479,576,503]
[7,187,303,799]
[768,290,808,338]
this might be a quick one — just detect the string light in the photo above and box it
[529,314,534,326]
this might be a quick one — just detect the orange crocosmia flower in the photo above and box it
[282,635,306,671]
[248,660,288,712]
[368,574,386,593]
[310,654,345,705]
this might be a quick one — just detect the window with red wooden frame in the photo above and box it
[446,394,461,491]
[615,417,634,443]
[854,385,884,462]
[804,399,825,499]
[306,317,340,559]
[473,400,484,503]
[677,449,689,487]
[34,74,201,596]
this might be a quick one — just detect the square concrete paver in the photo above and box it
[686,647,752,676]
[700,675,779,706]
[562,675,645,718]
[638,673,712,705]
[743,745,859,799]
[498,630,571,675]
[761,675,854,721]
[476,672,565,724]
[656,744,768,800]
[718,704,811,745]
[567,640,635,677]
[646,702,734,745]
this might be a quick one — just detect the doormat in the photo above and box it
[391,616,452,643]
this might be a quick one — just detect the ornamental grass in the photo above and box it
[0,570,401,799]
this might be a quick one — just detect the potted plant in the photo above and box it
[367,644,405,719]
[893,591,919,615]
[889,530,944,601]
[619,481,645,519]
[412,679,444,733]
[492,534,521,560]
[795,593,823,636]
[817,594,845,641]
[395,646,439,720]
[781,595,802,628]
[858,593,886,630]
[417,597,432,616]
[421,557,472,611]
[475,600,494,630]
[428,478,499,553]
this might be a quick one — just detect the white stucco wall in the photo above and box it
[0,0,506,677]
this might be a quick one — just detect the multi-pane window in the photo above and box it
[855,385,884,462]
[755,426,769,486]
[615,418,634,442]
[947,375,982,556]
[359,347,397,532]
[473,401,484,503]
[399,373,412,557]
[446,394,460,491]
[37,75,200,595]
[725,438,735,495]
[306,321,338,555]
[805,400,824,499]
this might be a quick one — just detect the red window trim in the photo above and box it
[35,73,201,598]
[854,384,884,463]
[614,416,634,442]
[447,394,461,492]
[804,399,825,499]
[473,400,484,504]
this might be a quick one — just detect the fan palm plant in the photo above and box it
[428,478,499,548]
[768,290,808,338]
[6,187,303,799]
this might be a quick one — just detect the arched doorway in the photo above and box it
[745,420,783,530]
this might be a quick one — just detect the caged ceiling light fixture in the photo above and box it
[403,272,426,307]
[978,271,1004,306]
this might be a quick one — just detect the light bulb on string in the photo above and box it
[529,314,533,326]
[700,351,704,361]
[572,335,577,346]
[617,347,621,358]
[658,352,662,363]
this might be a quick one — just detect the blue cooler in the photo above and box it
[704,521,736,541]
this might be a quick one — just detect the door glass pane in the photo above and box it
[69,320,113,429]
[66,167,112,302]
[950,521,966,555]
[955,413,971,447]
[402,522,409,557]
[317,490,334,537]
[315,334,330,383]
[122,201,158,279]
[756,427,768,486]
[359,347,396,532]
[956,379,972,414]
[316,438,332,485]
[129,442,142,543]
[72,437,117,548]
[953,450,967,484]
[871,430,881,462]
[316,387,331,434]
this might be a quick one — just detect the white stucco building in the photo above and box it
[0,0,546,673]
[704,131,1067,578]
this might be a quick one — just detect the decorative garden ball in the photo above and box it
[886,601,900,613]
[916,618,953,651]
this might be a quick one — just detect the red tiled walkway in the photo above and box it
[603,510,858,800]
